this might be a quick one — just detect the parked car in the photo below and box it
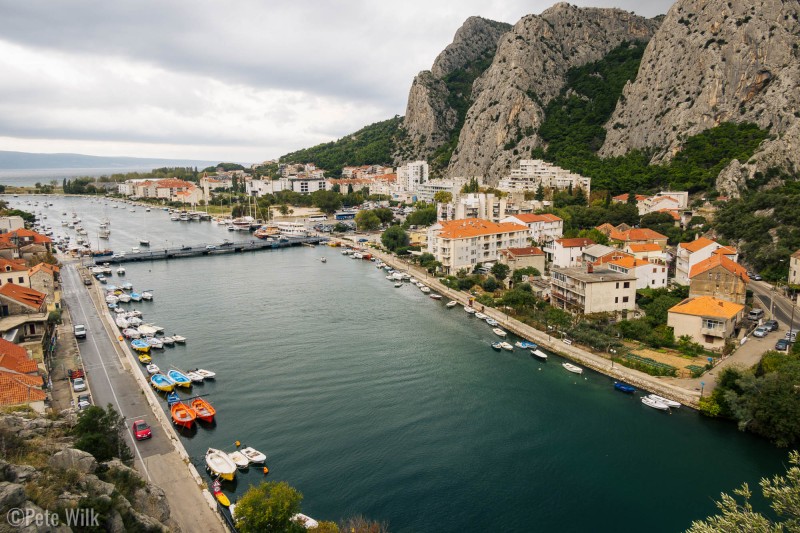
[775,339,791,351]
[132,419,152,440]
[752,273,763,281]
[82,278,92,286]
[752,326,770,338]
[76,394,92,410]
[764,320,779,331]
[747,309,765,321]
[205,245,217,250]
[73,324,86,339]
[785,329,798,342]
[72,377,87,392]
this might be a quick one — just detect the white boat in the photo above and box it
[475,312,488,320]
[127,317,143,327]
[160,336,175,346]
[446,300,458,308]
[500,342,514,351]
[394,282,403,288]
[146,337,164,349]
[647,394,681,408]
[172,334,187,344]
[117,267,125,275]
[291,514,320,530]
[185,371,204,383]
[195,368,215,379]
[532,349,548,361]
[228,450,250,469]
[117,293,131,303]
[419,286,431,293]
[464,306,476,314]
[562,362,583,375]
[642,396,670,411]
[122,328,141,339]
[409,278,418,284]
[205,448,237,480]
[115,317,130,329]
[240,446,267,464]
[106,295,119,305]
[146,363,160,374]
[141,291,153,301]
[485,318,499,327]
[320,257,327,263]
[429,294,442,300]
[492,328,507,337]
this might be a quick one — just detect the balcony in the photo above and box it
[700,326,727,338]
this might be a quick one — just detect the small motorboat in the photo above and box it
[167,369,192,388]
[228,450,249,470]
[492,328,507,337]
[446,300,458,308]
[394,282,402,288]
[419,286,431,293]
[464,306,476,314]
[171,402,196,428]
[117,267,126,275]
[475,312,488,320]
[121,282,133,291]
[500,342,514,351]
[211,479,230,507]
[562,362,583,375]
[116,317,130,329]
[127,316,142,327]
[190,397,216,423]
[429,293,442,300]
[291,514,319,530]
[131,339,150,353]
[648,394,681,408]
[141,291,154,301]
[642,396,670,411]
[138,353,152,364]
[614,382,636,394]
[106,295,118,305]
[195,368,215,379]
[117,293,131,303]
[515,341,537,349]
[122,328,141,339]
[172,334,187,344]
[150,373,175,392]
[130,292,142,302]
[146,363,160,374]
[206,448,236,481]
[240,446,267,464]
[165,390,180,406]
[531,349,548,361]
[185,370,204,383]
[160,336,175,346]
[485,318,499,327]
[146,337,164,350]
[491,341,502,351]
[320,257,327,263]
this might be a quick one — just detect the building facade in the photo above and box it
[668,296,744,350]
[427,218,529,274]
[550,265,637,314]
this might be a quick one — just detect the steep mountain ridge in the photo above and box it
[600,0,800,195]
[445,3,659,181]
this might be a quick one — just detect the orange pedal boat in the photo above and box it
[190,397,216,423]
[170,402,196,428]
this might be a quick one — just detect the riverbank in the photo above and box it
[342,240,702,409]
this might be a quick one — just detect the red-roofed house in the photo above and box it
[0,370,46,410]
[501,213,563,244]
[607,256,668,289]
[0,283,51,362]
[0,258,30,287]
[427,218,529,274]
[543,238,595,269]
[498,247,546,274]
[624,243,667,262]
[0,228,53,256]
[675,237,739,285]
[688,255,750,305]
[668,296,745,350]
[0,339,39,375]
[28,263,61,311]
[608,228,668,249]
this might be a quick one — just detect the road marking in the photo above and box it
[67,265,152,482]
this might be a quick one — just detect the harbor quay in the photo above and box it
[351,241,703,408]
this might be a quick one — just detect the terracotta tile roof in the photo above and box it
[0,228,52,246]
[0,353,38,374]
[658,209,680,220]
[627,243,662,252]
[607,256,651,269]
[512,213,562,223]
[0,339,28,360]
[679,237,718,253]
[669,296,744,319]
[609,228,668,242]
[612,193,648,202]
[0,371,45,405]
[28,263,59,277]
[503,247,544,257]
[689,255,750,282]
[156,178,194,189]
[0,258,28,272]
[436,218,528,239]
[713,246,738,256]
[0,283,46,310]
[555,237,594,248]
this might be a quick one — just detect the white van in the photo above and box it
[748,309,765,321]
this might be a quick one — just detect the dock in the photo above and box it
[94,236,326,264]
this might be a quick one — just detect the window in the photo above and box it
[703,318,723,330]
[615,297,619,303]
[622,296,629,303]
[616,282,619,289]
[623,282,630,289]
[18,277,23,283]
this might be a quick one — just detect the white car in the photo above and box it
[752,326,769,338]
[73,324,87,339]
[72,378,87,392]
[205,245,217,250]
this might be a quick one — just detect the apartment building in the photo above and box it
[427,218,529,274]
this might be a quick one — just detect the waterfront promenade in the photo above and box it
[355,242,703,408]
[61,258,226,532]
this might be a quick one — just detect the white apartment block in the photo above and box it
[550,265,637,314]
[415,179,461,204]
[543,238,595,269]
[247,179,289,197]
[606,256,668,289]
[675,237,738,286]
[427,218,529,275]
[500,213,563,244]
[437,192,508,223]
[397,160,429,192]
[289,176,327,194]
[498,160,591,198]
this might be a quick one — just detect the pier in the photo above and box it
[93,236,326,264]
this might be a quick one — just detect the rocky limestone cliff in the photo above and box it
[600,0,800,196]
[446,3,659,181]
[397,17,510,165]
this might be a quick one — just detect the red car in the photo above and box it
[132,419,152,440]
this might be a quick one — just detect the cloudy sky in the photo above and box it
[0,0,674,164]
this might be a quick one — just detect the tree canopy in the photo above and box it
[381,225,409,252]
[234,481,304,533]
[72,404,132,463]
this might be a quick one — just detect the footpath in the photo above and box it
[67,261,227,533]
[354,243,703,408]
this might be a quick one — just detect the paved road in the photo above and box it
[751,280,799,329]
[62,260,173,470]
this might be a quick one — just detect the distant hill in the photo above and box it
[0,150,221,170]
